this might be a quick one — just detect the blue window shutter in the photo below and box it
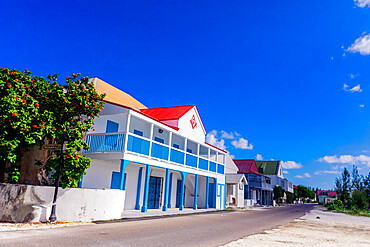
[173,144,180,149]
[106,120,119,133]
[110,172,120,189]
[187,148,192,153]
[154,137,164,144]
[134,129,144,136]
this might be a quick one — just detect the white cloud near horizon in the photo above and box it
[255,154,263,160]
[282,161,303,169]
[205,130,226,150]
[231,138,253,150]
[314,170,341,175]
[360,104,365,107]
[283,170,289,174]
[343,83,363,92]
[347,33,370,55]
[295,173,311,179]
[318,155,370,168]
[354,0,370,7]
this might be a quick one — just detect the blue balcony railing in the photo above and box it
[186,153,198,168]
[209,161,217,172]
[127,135,150,156]
[217,164,224,174]
[170,149,185,165]
[85,132,225,174]
[151,142,169,160]
[85,133,125,152]
[198,158,208,170]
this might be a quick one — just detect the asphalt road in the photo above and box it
[0,204,315,247]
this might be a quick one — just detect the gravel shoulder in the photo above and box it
[223,206,370,247]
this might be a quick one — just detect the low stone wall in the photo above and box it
[0,183,125,222]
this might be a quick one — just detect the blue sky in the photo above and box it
[1,0,369,189]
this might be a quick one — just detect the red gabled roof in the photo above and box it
[317,190,337,197]
[234,159,263,176]
[205,142,227,153]
[140,105,195,121]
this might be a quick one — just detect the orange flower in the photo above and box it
[12,113,17,116]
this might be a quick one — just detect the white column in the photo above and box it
[123,113,131,151]
[148,124,154,157]
[168,132,173,161]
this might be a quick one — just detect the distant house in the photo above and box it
[256,161,294,194]
[317,190,337,205]
[234,159,273,206]
[225,154,247,208]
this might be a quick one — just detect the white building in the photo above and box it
[225,153,247,208]
[80,78,227,213]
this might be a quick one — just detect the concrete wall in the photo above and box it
[0,183,125,223]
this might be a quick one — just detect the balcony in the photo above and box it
[84,132,225,175]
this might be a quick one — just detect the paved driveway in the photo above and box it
[0,204,315,247]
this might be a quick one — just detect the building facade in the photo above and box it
[234,159,273,206]
[80,78,227,213]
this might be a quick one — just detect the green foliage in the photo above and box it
[326,204,337,211]
[333,199,344,208]
[0,68,105,188]
[273,185,285,202]
[296,185,315,200]
[5,166,20,183]
[351,190,368,210]
[336,168,352,207]
[286,191,294,204]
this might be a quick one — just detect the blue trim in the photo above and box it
[154,137,164,144]
[141,165,151,212]
[193,174,198,210]
[162,169,170,211]
[168,173,173,208]
[205,177,209,209]
[135,167,143,210]
[119,160,129,190]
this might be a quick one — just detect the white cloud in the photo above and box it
[294,173,311,179]
[344,83,362,92]
[347,33,370,55]
[283,170,289,174]
[281,161,303,169]
[255,154,263,160]
[354,0,370,7]
[230,154,235,159]
[205,130,226,150]
[231,138,253,150]
[360,104,365,107]
[314,170,341,175]
[220,131,238,139]
[318,154,370,167]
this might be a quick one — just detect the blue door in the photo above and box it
[105,120,120,149]
[175,180,182,208]
[208,182,216,208]
[148,176,162,209]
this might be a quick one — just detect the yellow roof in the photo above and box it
[91,77,147,110]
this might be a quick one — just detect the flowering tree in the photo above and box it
[0,68,105,188]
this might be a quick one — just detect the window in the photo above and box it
[134,129,143,136]
[173,143,180,149]
[154,137,164,144]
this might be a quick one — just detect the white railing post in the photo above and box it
[184,138,188,165]
[196,144,200,169]
[168,132,172,161]
[148,124,154,157]
[123,114,131,152]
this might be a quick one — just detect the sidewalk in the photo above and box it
[0,208,220,231]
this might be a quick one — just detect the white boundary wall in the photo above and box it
[0,183,125,223]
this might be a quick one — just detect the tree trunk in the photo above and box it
[17,146,48,185]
